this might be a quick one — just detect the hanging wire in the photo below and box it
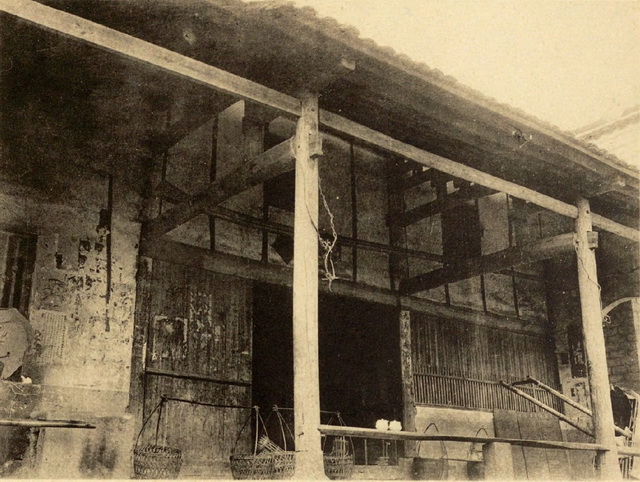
[574,237,605,325]
[303,168,339,291]
[318,180,339,291]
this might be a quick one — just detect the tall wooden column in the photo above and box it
[292,92,325,478]
[575,198,620,479]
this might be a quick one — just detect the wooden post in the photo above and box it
[399,310,417,457]
[575,197,621,479]
[292,92,325,479]
[483,442,514,480]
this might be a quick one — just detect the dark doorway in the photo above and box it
[252,282,403,438]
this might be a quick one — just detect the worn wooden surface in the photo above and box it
[134,259,252,471]
[291,93,324,478]
[318,425,612,452]
[494,410,583,480]
[410,313,557,394]
[575,198,621,478]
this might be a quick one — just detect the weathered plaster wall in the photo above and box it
[0,158,141,477]
[599,234,640,392]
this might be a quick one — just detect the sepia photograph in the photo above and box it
[0,0,638,479]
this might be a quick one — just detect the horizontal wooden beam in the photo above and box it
[319,110,639,242]
[392,184,494,227]
[401,232,597,295]
[5,0,637,242]
[400,167,450,191]
[140,238,546,335]
[142,137,296,240]
[0,0,301,116]
[317,425,613,453]
[145,367,251,387]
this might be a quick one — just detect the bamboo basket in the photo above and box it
[230,407,275,480]
[132,398,183,479]
[322,414,354,480]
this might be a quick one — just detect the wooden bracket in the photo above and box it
[142,137,296,240]
[390,184,494,227]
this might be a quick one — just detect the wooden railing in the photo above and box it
[413,373,563,412]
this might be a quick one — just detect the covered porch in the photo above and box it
[0,0,639,479]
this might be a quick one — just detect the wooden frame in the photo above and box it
[1,0,637,242]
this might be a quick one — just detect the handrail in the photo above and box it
[317,424,639,454]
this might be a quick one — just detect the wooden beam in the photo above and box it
[317,425,608,452]
[319,110,639,242]
[142,137,296,240]
[400,167,447,191]
[154,179,191,204]
[392,184,494,227]
[6,0,636,242]
[140,238,547,336]
[0,0,301,116]
[401,232,596,295]
[500,382,594,437]
[150,97,237,155]
[292,93,324,478]
[575,198,621,479]
[398,310,417,457]
[387,158,410,289]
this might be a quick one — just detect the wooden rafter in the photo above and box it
[142,137,296,240]
[400,232,598,295]
[391,184,494,227]
[3,0,638,242]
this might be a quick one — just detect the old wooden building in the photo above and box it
[0,0,639,479]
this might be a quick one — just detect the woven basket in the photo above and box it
[272,451,296,479]
[323,454,354,480]
[133,444,182,479]
[230,453,274,480]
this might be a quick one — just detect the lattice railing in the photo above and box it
[414,373,563,412]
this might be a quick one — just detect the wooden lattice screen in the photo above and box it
[411,313,562,412]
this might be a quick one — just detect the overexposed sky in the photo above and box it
[265,0,639,132]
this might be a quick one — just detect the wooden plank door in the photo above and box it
[132,258,253,476]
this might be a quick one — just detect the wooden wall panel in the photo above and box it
[135,258,253,471]
[411,312,558,390]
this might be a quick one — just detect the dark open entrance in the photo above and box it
[252,282,402,462]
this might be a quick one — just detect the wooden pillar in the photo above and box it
[386,159,416,456]
[575,197,620,479]
[399,309,417,457]
[292,92,325,479]
[483,442,514,480]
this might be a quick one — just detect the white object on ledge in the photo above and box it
[375,419,389,431]
[389,420,402,431]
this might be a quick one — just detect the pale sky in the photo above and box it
[260,0,639,133]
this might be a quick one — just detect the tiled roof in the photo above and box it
[227,0,639,175]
